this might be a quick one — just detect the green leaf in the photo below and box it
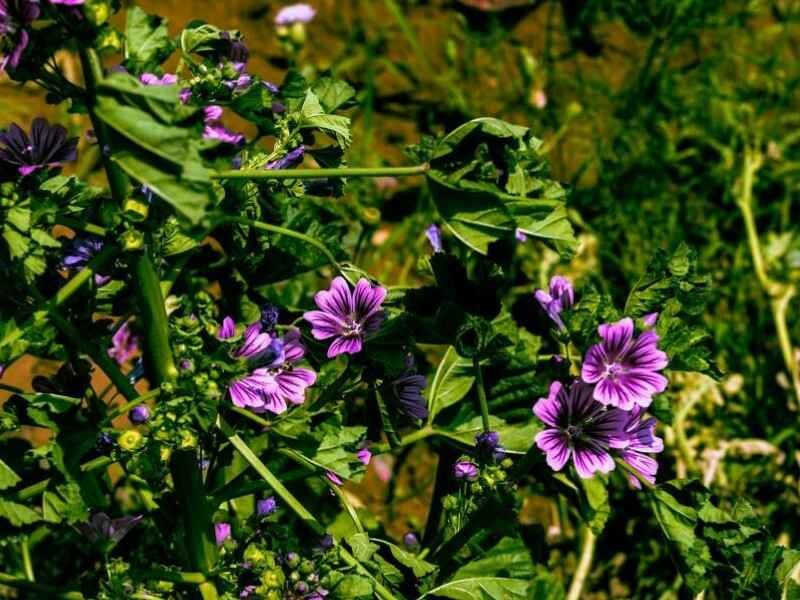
[300,90,352,148]
[451,537,534,580]
[346,532,378,562]
[0,497,41,526]
[125,6,175,72]
[0,459,21,490]
[311,77,357,112]
[425,117,576,256]
[331,573,373,599]
[579,477,610,534]
[427,346,475,423]
[421,577,530,599]
[445,415,540,454]
[382,541,437,578]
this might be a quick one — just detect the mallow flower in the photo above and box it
[139,72,177,86]
[425,224,443,253]
[533,380,627,478]
[0,0,40,71]
[388,356,428,420]
[0,118,77,179]
[581,317,668,410]
[76,512,142,545]
[611,406,664,488]
[303,277,386,358]
[534,275,574,331]
[275,3,316,25]
[108,321,139,366]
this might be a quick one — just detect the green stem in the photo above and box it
[473,355,491,433]
[198,582,220,600]
[136,569,206,584]
[102,388,161,425]
[212,164,428,181]
[371,425,435,454]
[229,405,270,429]
[21,539,34,581]
[170,450,218,575]
[672,391,701,475]
[130,252,178,385]
[565,527,597,600]
[55,217,107,237]
[0,573,83,599]
[53,246,116,307]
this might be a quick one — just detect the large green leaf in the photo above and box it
[425,118,576,256]
[451,537,534,580]
[0,459,20,491]
[0,497,41,526]
[427,346,475,423]
[443,415,540,455]
[125,6,175,72]
[420,577,530,599]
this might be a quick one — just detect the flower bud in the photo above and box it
[244,544,266,565]
[129,404,150,424]
[121,229,144,251]
[123,198,149,222]
[118,429,144,451]
[285,551,301,568]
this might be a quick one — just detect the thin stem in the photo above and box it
[473,355,491,433]
[371,425,435,454]
[55,217,107,237]
[212,164,428,180]
[0,573,83,599]
[229,405,270,429]
[565,527,597,600]
[21,539,34,582]
[672,390,701,475]
[136,569,206,584]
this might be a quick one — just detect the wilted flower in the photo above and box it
[0,118,78,179]
[266,145,304,170]
[475,430,504,462]
[139,72,177,86]
[215,522,231,545]
[260,304,280,332]
[229,329,316,414]
[76,512,142,545]
[534,275,574,331]
[325,471,343,486]
[275,3,316,25]
[204,124,245,146]
[303,277,386,358]
[453,460,479,480]
[389,358,428,421]
[356,447,372,465]
[129,404,150,424]
[108,321,139,366]
[533,380,627,478]
[257,496,277,516]
[611,406,664,489]
[581,317,668,410]
[642,312,659,328]
[0,0,40,71]
[425,224,443,253]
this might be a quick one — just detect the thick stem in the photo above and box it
[473,355,491,433]
[212,164,429,180]
[130,252,178,385]
[0,573,83,599]
[21,539,34,582]
[170,450,218,575]
[565,527,597,600]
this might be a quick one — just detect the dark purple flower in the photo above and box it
[62,236,103,270]
[232,322,282,363]
[534,276,574,331]
[204,124,245,146]
[475,430,504,462]
[642,312,659,328]
[403,532,419,548]
[203,104,224,123]
[453,460,479,480]
[0,118,77,179]
[0,0,39,71]
[425,224,443,253]
[319,534,334,550]
[265,145,305,170]
[129,404,150,424]
[611,406,664,489]
[76,512,142,544]
[217,316,236,340]
[229,329,316,414]
[179,358,193,370]
[390,370,428,421]
[224,71,251,91]
[275,3,316,25]
[325,470,343,486]
[215,522,231,545]
[581,317,668,410]
[303,277,387,358]
[356,447,371,465]
[257,496,277,516]
[260,304,280,332]
[108,321,138,366]
[139,72,177,86]
[219,31,249,64]
[533,380,627,478]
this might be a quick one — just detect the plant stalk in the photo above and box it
[473,355,491,433]
[566,527,597,600]
[212,164,428,180]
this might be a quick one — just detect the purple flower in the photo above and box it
[129,405,150,424]
[356,447,372,465]
[108,321,139,366]
[581,317,668,410]
[203,105,224,123]
[642,312,659,328]
[219,31,249,64]
[232,322,283,363]
[0,0,39,71]
[0,364,5,378]
[179,358,193,370]
[62,236,103,270]
[403,532,419,548]
[453,460,479,480]
[275,3,316,25]
[303,277,387,358]
[240,585,257,598]
[533,380,627,478]
[260,304,280,332]
[515,228,528,242]
[257,496,277,516]
[611,406,664,489]
[475,430,504,462]
[425,224,443,253]
[179,88,193,104]
[264,81,280,94]
[266,145,305,170]
[49,0,84,4]
[217,316,236,340]
[319,534,334,550]
[76,512,142,544]
[534,276,574,331]
[229,329,317,414]
[203,124,245,146]
[224,71,251,91]
[139,72,177,86]
[215,522,231,545]
[0,118,77,179]
[325,470,343,486]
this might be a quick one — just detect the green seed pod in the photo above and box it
[118,429,144,451]
[299,559,315,576]
[244,544,266,565]
[121,229,145,252]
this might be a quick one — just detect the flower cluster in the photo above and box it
[533,277,667,487]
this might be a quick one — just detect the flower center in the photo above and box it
[603,361,625,380]
[566,425,582,439]
[341,315,363,338]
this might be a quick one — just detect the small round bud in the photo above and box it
[285,551,300,568]
[129,404,150,424]
[299,559,314,576]
[121,229,144,251]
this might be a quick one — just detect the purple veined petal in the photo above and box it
[282,331,307,363]
[325,471,343,486]
[535,429,570,471]
[18,164,40,175]
[592,377,635,411]
[572,441,615,478]
[623,330,669,371]
[258,391,288,414]
[620,449,658,488]
[360,310,385,335]
[50,0,86,4]
[327,335,362,358]
[313,277,354,320]
[597,318,634,356]
[217,316,236,339]
[566,380,603,423]
[203,105,224,123]
[533,381,563,427]
[274,368,316,404]
[642,312,659,327]
[203,124,245,145]
[353,278,387,321]
[229,377,264,408]
[303,310,345,340]
[549,276,574,309]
